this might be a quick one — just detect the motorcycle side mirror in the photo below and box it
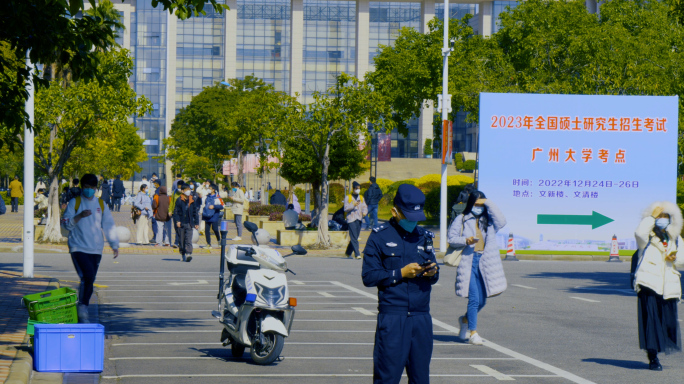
[291,245,307,256]
[244,221,258,233]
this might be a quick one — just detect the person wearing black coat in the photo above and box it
[269,189,287,207]
[112,175,125,212]
[172,183,199,262]
[363,176,383,229]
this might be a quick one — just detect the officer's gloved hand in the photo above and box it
[401,263,424,279]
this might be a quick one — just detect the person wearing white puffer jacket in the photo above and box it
[634,201,684,371]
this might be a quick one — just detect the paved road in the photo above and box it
[5,252,684,384]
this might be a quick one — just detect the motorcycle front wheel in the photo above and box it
[250,332,284,365]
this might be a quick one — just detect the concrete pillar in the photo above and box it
[421,0,435,33]
[164,12,177,190]
[417,0,436,158]
[225,0,238,80]
[478,1,493,38]
[355,0,370,80]
[289,0,304,99]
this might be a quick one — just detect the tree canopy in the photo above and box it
[369,0,684,169]
[0,0,229,148]
[168,76,295,184]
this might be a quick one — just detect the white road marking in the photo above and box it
[331,281,596,384]
[353,307,376,316]
[511,284,536,290]
[318,292,335,297]
[107,329,454,334]
[109,356,516,361]
[103,289,216,292]
[111,341,469,347]
[101,374,559,379]
[470,365,515,381]
[290,280,305,285]
[573,286,635,295]
[570,297,601,303]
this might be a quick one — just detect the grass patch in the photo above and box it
[499,249,636,256]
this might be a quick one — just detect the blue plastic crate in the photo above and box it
[34,324,104,372]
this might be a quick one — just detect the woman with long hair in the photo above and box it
[133,184,153,245]
[447,190,507,345]
[634,201,683,370]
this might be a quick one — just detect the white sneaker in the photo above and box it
[469,332,484,346]
[232,237,242,241]
[205,245,213,249]
[458,316,469,340]
[77,304,90,324]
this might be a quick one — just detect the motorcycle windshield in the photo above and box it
[253,248,287,272]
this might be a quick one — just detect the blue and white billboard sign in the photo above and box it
[478,93,678,251]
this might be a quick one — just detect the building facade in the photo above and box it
[110,0,597,179]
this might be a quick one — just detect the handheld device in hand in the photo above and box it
[420,260,433,267]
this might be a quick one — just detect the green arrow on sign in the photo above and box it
[537,211,614,229]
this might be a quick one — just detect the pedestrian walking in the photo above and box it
[152,186,173,246]
[172,183,199,262]
[99,177,112,212]
[140,175,150,191]
[133,184,153,245]
[447,191,507,345]
[9,176,23,213]
[66,178,82,202]
[112,175,125,212]
[202,184,224,248]
[196,180,210,234]
[150,179,162,243]
[168,186,183,249]
[344,181,367,259]
[246,188,255,202]
[172,174,183,194]
[634,201,684,370]
[362,184,438,384]
[230,182,246,241]
[61,174,118,323]
[363,176,383,230]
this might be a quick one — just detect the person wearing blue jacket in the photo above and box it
[362,184,439,384]
[202,184,224,249]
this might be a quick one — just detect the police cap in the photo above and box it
[393,184,426,222]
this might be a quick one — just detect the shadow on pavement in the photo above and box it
[582,358,648,370]
[192,347,286,366]
[432,334,464,343]
[524,271,636,296]
[98,303,215,335]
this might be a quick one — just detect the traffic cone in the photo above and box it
[504,233,518,261]
[608,235,621,262]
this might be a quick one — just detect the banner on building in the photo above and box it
[478,93,677,252]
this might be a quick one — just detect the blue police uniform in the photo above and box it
[362,184,439,384]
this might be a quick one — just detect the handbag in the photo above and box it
[443,217,465,267]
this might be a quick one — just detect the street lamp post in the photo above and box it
[23,50,35,278]
[438,0,453,253]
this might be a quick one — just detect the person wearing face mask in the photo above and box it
[634,201,684,370]
[202,184,224,248]
[61,174,119,323]
[230,182,246,241]
[344,181,368,259]
[361,184,438,384]
[447,190,507,346]
[133,184,153,245]
[173,183,200,262]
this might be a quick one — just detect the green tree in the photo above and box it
[370,0,684,170]
[0,0,228,148]
[278,74,395,247]
[63,119,148,179]
[279,131,368,215]
[168,76,295,185]
[34,48,152,242]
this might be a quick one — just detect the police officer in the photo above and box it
[362,184,439,384]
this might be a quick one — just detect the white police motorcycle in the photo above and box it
[212,221,306,365]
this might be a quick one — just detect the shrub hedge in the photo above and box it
[269,212,313,221]
[424,185,467,219]
[2,195,24,205]
[248,203,285,216]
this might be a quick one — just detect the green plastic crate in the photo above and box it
[27,319,48,346]
[22,287,78,324]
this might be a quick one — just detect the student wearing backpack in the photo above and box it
[152,186,172,246]
[202,184,224,249]
[634,201,684,370]
[173,183,199,262]
[61,174,118,323]
[344,181,368,259]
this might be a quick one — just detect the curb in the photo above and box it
[4,278,61,384]
[434,252,631,262]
